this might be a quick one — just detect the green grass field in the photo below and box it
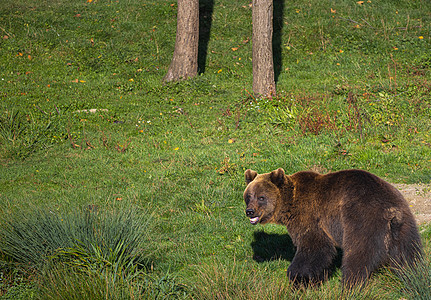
[1,0,431,298]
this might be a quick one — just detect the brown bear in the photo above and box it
[243,168,422,287]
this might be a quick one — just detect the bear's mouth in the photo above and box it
[249,216,260,225]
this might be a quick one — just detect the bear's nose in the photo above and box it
[246,209,255,217]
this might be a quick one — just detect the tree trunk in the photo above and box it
[163,0,199,82]
[252,0,276,98]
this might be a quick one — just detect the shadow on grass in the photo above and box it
[198,0,214,74]
[273,0,285,83]
[251,230,344,276]
[250,230,296,262]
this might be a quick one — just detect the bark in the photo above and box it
[163,0,199,82]
[252,0,276,98]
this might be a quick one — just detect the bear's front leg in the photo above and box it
[287,241,337,287]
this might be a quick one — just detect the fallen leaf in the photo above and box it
[330,8,336,13]
[231,47,238,51]
[357,1,364,4]
[228,138,235,144]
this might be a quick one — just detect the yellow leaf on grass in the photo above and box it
[231,47,238,51]
[357,1,364,4]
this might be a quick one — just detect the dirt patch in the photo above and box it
[394,184,431,226]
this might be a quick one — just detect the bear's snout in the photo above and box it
[246,208,255,217]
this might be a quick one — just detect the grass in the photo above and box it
[0,0,430,298]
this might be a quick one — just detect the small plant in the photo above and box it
[140,272,189,299]
[216,156,237,175]
[366,91,398,127]
[248,97,298,129]
[0,108,65,159]
[297,108,338,135]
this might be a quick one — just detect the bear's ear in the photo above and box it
[245,169,258,185]
[270,168,285,186]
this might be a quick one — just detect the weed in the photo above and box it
[248,96,298,129]
[0,108,63,159]
[298,108,338,135]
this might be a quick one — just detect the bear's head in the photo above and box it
[243,168,286,225]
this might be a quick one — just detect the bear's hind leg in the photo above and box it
[341,255,371,289]
[341,237,388,288]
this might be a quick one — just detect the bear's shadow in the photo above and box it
[251,231,343,272]
[251,230,296,262]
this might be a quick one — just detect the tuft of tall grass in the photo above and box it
[0,205,154,274]
[392,257,431,299]
[0,204,165,298]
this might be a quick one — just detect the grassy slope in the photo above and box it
[0,0,431,298]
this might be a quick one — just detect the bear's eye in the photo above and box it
[258,196,265,202]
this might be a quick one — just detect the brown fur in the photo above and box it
[243,168,422,287]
